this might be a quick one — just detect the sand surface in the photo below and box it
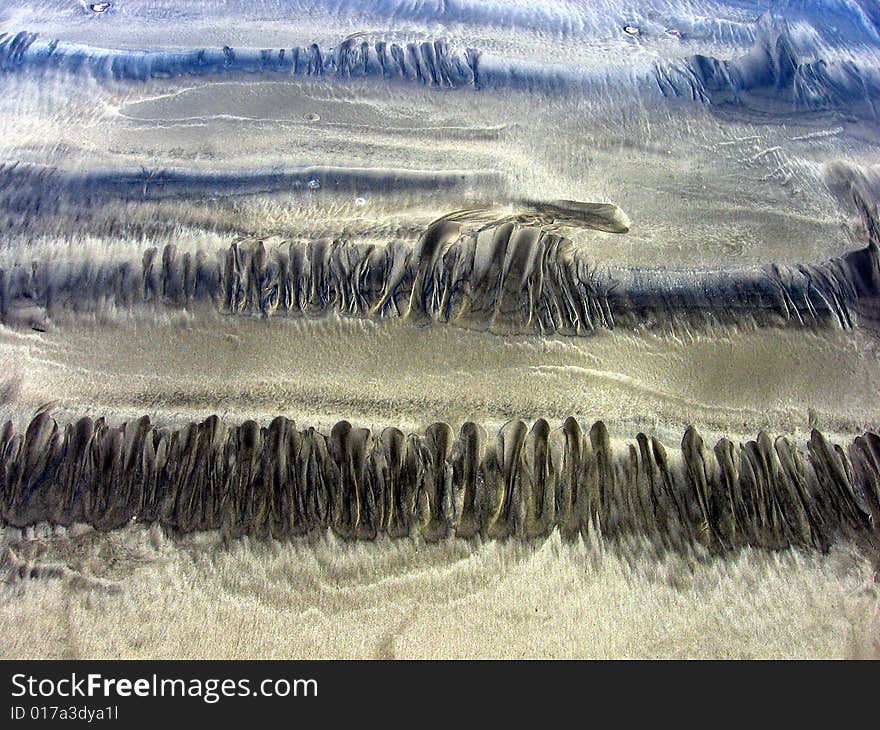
[1,1,880,659]
[2,525,878,659]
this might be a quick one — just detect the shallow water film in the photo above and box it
[1,0,879,659]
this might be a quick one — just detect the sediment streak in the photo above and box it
[2,216,876,334]
[2,410,879,557]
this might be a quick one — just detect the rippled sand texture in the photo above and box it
[2,526,878,660]
[2,0,880,658]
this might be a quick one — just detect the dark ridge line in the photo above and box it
[0,31,481,88]
[0,161,499,203]
[655,27,880,117]
[1,217,875,334]
[2,411,879,557]
[1,28,877,116]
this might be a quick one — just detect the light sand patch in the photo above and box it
[1,525,876,659]
[1,316,877,441]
